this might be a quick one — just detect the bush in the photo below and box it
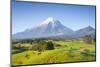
[31,41,54,52]
[46,41,54,50]
[54,43,61,47]
[83,35,93,44]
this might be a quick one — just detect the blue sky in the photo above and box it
[12,1,96,34]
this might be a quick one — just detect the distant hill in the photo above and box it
[72,26,95,38]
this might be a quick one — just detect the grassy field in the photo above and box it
[12,40,96,66]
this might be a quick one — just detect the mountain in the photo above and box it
[73,26,95,38]
[13,17,95,39]
[53,26,95,39]
[13,17,74,39]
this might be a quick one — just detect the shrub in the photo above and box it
[54,44,61,47]
[31,41,54,52]
[83,35,93,44]
[45,41,54,50]
[25,54,29,59]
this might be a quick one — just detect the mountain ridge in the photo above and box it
[13,17,95,39]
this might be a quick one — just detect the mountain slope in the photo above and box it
[13,17,95,39]
[13,17,74,39]
[74,26,95,38]
[55,26,95,39]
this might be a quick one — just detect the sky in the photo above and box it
[12,0,96,34]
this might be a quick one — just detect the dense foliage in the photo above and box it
[83,35,93,44]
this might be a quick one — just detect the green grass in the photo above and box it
[14,43,32,48]
[12,40,96,66]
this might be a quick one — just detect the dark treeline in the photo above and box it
[12,37,64,44]
[12,38,55,53]
[12,35,95,54]
[83,35,95,44]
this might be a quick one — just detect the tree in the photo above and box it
[46,41,54,50]
[84,35,92,44]
[31,41,54,52]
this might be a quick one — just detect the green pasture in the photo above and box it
[12,40,96,66]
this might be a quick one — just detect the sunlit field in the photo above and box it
[12,39,96,66]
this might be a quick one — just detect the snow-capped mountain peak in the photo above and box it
[40,17,61,26]
[39,17,63,29]
[13,17,75,39]
[41,17,55,25]
[13,17,95,39]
